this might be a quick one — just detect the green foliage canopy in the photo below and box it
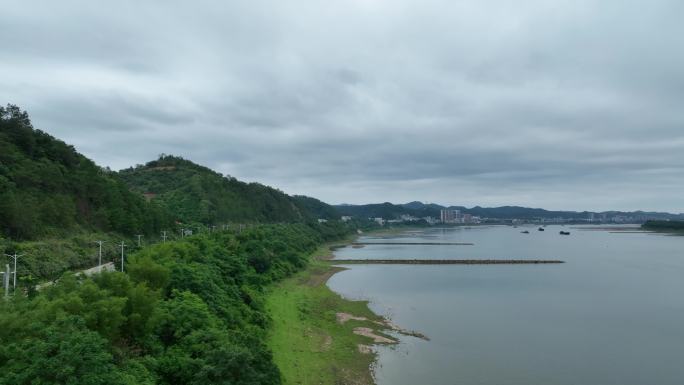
[0,222,352,384]
[0,105,173,240]
[119,155,339,225]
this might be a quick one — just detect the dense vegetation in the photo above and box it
[642,220,684,232]
[119,155,339,225]
[0,105,172,240]
[0,222,352,384]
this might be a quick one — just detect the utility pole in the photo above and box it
[119,241,126,272]
[180,228,184,238]
[135,234,143,247]
[3,264,9,298]
[5,253,23,290]
[161,231,167,243]
[95,241,105,271]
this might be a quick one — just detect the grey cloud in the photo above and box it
[1,0,683,212]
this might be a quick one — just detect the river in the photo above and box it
[327,225,684,385]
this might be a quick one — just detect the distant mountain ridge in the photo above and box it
[335,201,684,221]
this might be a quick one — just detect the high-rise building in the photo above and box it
[440,209,461,223]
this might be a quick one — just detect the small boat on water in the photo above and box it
[538,227,545,231]
[559,231,571,235]
[521,230,530,234]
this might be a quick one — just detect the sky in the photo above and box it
[1,0,683,212]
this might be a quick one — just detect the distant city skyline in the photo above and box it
[338,201,682,216]
[2,0,683,212]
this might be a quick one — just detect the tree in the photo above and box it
[0,316,126,385]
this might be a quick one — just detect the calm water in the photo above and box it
[327,225,684,385]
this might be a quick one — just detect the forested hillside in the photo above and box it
[119,155,339,225]
[0,105,172,240]
[0,222,353,384]
[335,202,436,219]
[0,105,359,384]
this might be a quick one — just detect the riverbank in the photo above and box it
[265,239,396,385]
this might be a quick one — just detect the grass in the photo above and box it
[265,243,390,385]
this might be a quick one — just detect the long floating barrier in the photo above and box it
[351,242,474,246]
[330,259,564,265]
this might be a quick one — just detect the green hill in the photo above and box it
[119,155,338,225]
[0,105,172,240]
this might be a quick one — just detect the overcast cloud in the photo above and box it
[1,0,683,211]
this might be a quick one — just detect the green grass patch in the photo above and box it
[266,245,387,385]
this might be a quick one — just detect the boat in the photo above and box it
[538,227,545,231]
[521,230,530,234]
[559,231,571,235]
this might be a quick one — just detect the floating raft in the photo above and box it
[351,242,474,246]
[331,259,564,265]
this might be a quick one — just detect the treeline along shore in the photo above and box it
[642,220,684,233]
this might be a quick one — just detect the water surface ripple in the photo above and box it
[327,225,684,385]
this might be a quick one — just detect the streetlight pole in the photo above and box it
[120,241,126,272]
[3,264,9,297]
[4,253,23,290]
[95,241,105,271]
